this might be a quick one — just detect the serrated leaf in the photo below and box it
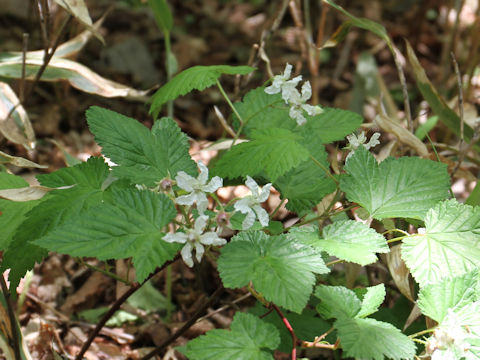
[314,285,362,319]
[417,271,479,323]
[150,65,255,116]
[185,312,279,360]
[218,231,329,313]
[357,284,386,318]
[233,87,295,135]
[0,174,39,251]
[402,199,480,287]
[315,220,389,265]
[275,143,336,214]
[34,188,179,282]
[86,106,197,186]
[0,158,110,289]
[335,317,416,360]
[340,146,450,219]
[214,128,310,182]
[249,304,333,354]
[294,107,363,144]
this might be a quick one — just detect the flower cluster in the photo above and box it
[265,63,323,125]
[426,309,472,360]
[344,131,380,160]
[162,162,272,267]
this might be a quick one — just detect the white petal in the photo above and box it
[253,205,269,227]
[242,210,256,230]
[301,81,312,101]
[283,63,292,79]
[194,192,209,214]
[175,192,196,206]
[346,133,360,148]
[203,176,223,193]
[302,104,322,116]
[200,232,226,246]
[181,243,194,267]
[194,215,208,233]
[234,198,252,214]
[365,132,381,149]
[258,183,272,202]
[265,84,281,95]
[163,232,188,244]
[197,161,209,184]
[282,82,301,104]
[194,242,205,263]
[289,106,306,125]
[245,176,259,195]
[175,171,195,192]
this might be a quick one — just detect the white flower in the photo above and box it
[426,309,472,360]
[264,64,323,126]
[286,82,323,125]
[163,216,226,267]
[234,176,272,230]
[345,131,381,160]
[175,161,223,214]
[265,63,302,102]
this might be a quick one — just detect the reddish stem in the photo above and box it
[271,304,298,360]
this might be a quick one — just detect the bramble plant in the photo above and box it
[1,2,480,360]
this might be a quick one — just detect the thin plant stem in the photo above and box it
[216,79,243,124]
[270,198,286,219]
[141,284,225,360]
[326,259,343,267]
[382,228,410,237]
[164,31,174,118]
[426,133,455,198]
[75,256,180,360]
[19,33,29,103]
[80,261,133,286]
[166,265,173,322]
[271,303,298,360]
[408,327,436,339]
[386,235,410,244]
[0,274,21,360]
[309,155,338,184]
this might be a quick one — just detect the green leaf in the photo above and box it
[357,284,386,318]
[34,188,179,282]
[233,87,294,135]
[214,128,310,182]
[335,317,416,360]
[314,285,362,319]
[127,279,172,314]
[150,65,255,116]
[185,312,279,360]
[415,115,439,140]
[218,231,329,313]
[275,143,336,214]
[417,271,479,323]
[316,220,389,265]
[340,146,450,219]
[0,173,29,189]
[86,106,197,186]
[249,304,333,354]
[406,41,474,143]
[0,200,39,251]
[148,0,173,33]
[0,158,111,290]
[402,199,480,286]
[294,107,363,144]
[36,156,109,188]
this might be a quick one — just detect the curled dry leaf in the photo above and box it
[0,150,47,168]
[384,245,415,302]
[375,113,428,157]
[0,185,56,201]
[0,82,35,150]
[53,0,104,43]
[0,57,149,101]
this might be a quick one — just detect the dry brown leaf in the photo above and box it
[375,113,429,157]
[384,245,415,302]
[0,185,54,201]
[0,150,47,168]
[0,82,35,149]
